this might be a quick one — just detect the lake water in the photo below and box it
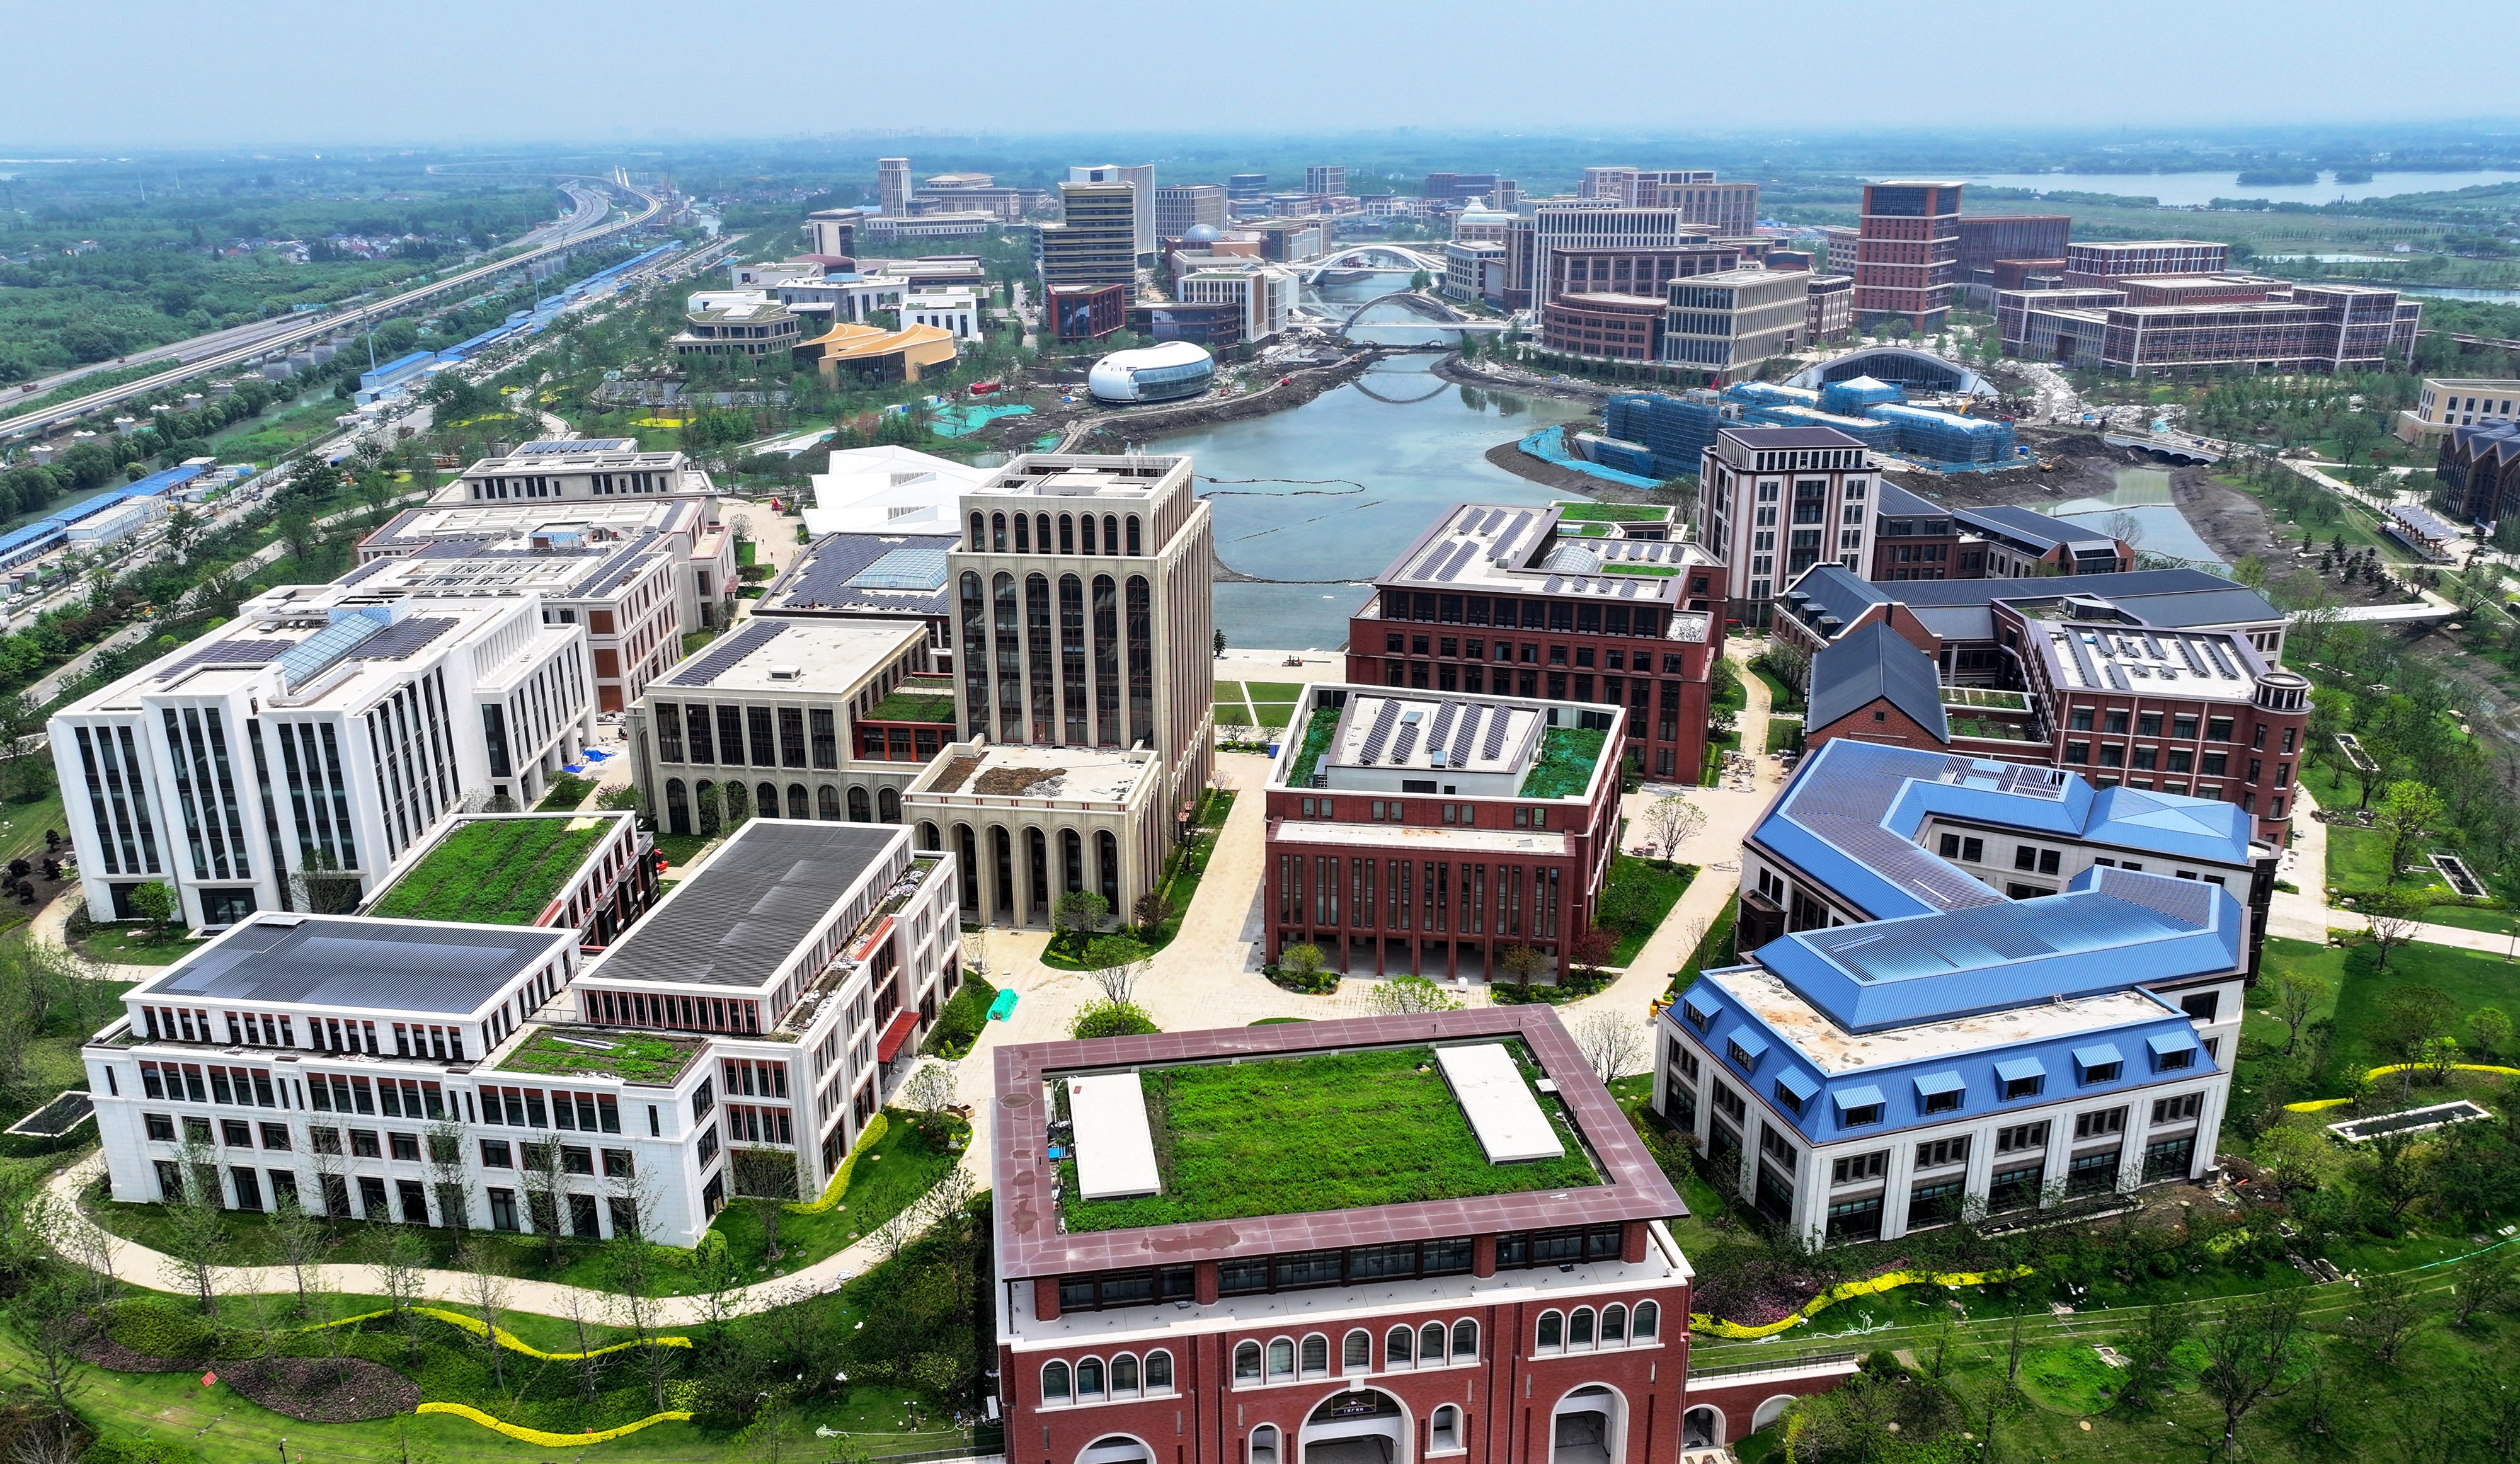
[2401,285,2520,304]
[2042,465,2228,569]
[1962,169,2520,207]
[1151,354,1590,652]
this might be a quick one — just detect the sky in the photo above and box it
[2,0,2502,151]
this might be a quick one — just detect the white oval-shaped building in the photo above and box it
[1087,341,1215,404]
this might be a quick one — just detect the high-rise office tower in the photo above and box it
[1305,164,1347,197]
[1040,182,1140,302]
[1068,164,1157,261]
[877,157,911,217]
[1853,180,1964,332]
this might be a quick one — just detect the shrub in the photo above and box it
[536,773,595,811]
[1072,1002,1159,1039]
[922,972,999,1059]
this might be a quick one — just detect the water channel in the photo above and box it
[1959,169,2520,207]
[2046,464,2228,569]
[1152,353,1589,651]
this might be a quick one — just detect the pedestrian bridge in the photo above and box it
[1300,245,1445,282]
[2101,428,2222,464]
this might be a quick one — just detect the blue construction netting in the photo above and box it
[1521,425,1663,489]
[1864,403,2017,466]
[1601,391,1726,479]
[1819,375,1904,419]
[1751,404,1900,450]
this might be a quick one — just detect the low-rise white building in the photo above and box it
[358,498,737,644]
[446,439,714,506]
[1174,265,1296,344]
[52,585,594,930]
[903,738,1166,930]
[83,818,965,1246]
[904,289,983,341]
[803,445,994,538]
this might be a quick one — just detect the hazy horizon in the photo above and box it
[8,0,2518,152]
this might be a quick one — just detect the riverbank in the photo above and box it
[1046,345,1403,449]
[1433,353,1620,404]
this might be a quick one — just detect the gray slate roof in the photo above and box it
[1808,621,1949,743]
[136,915,570,1015]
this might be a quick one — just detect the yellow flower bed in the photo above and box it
[1690,1266,2034,1339]
[787,1111,887,1214]
[2281,1062,2520,1112]
[416,1401,693,1445]
[414,1307,690,1359]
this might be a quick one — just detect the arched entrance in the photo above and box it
[1300,1387,1409,1464]
[1549,1385,1625,1464]
[1077,1436,1154,1464]
[1681,1405,1722,1450]
[1749,1395,1797,1432]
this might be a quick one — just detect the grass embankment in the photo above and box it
[1058,1046,1597,1231]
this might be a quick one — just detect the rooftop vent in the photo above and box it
[767,666,803,681]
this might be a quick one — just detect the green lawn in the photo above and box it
[2403,901,2520,936]
[1749,663,1801,712]
[1286,706,1341,784]
[1058,1045,1599,1232]
[1244,681,1305,700]
[75,922,210,965]
[1598,855,1692,966]
[868,684,957,723]
[495,1027,704,1084]
[1252,702,1295,728]
[651,832,714,873]
[1764,719,1802,755]
[1555,502,1666,523]
[534,773,595,812]
[2323,819,2436,896]
[2255,934,2518,1083]
[366,815,609,925]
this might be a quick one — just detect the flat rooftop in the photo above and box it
[2030,620,2263,702]
[133,914,570,1016]
[995,1008,1682,1278]
[916,743,1154,805]
[755,532,954,620]
[970,454,1185,500]
[587,820,903,990]
[493,1025,706,1086]
[365,815,621,926]
[1320,692,1547,779]
[1378,503,1715,629]
[366,498,704,549]
[652,616,921,694]
[336,538,672,602]
[462,441,685,476]
[1704,964,2177,1075]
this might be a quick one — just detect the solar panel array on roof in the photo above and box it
[2205,641,2238,678]
[1481,706,1509,762]
[514,438,637,455]
[1390,714,1422,765]
[1450,705,1482,765]
[667,619,788,686]
[353,616,457,661]
[849,546,949,590]
[152,638,302,681]
[1428,701,1458,757]
[1360,701,1400,764]
[2177,639,2206,675]
[276,612,387,691]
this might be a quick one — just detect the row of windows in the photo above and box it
[652,702,842,770]
[971,510,1145,558]
[1293,797,1550,830]
[1377,592,1680,638]
[1039,1350,1174,1405]
[1384,634,1685,675]
[1230,1319,1482,1387]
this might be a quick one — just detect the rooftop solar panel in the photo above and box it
[667,619,788,687]
[1360,701,1400,765]
[1450,705,1481,766]
[1480,704,1508,762]
[849,546,949,590]
[152,638,303,681]
[352,616,457,661]
[2177,639,2207,675]
[275,613,387,691]
[2205,641,2238,678]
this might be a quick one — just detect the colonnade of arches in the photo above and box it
[659,777,901,835]
[920,818,1121,929]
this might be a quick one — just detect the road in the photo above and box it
[0,180,656,445]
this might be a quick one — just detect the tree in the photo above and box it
[2364,887,2429,973]
[9,1276,88,1421]
[2373,982,2459,1082]
[1084,946,1149,1009]
[2467,1005,2514,1063]
[520,1135,568,1264]
[129,879,178,929]
[1573,1009,1646,1084]
[1051,890,1109,958]
[2271,969,2328,1056]
[268,1192,329,1317]
[365,1225,429,1366]
[1213,629,1225,657]
[424,1121,469,1230]
[2453,1245,2519,1329]
[1636,794,1703,862]
[898,1060,959,1142]
[2345,1266,2424,1365]
[455,1238,513,1390]
[1365,975,1463,1015]
[1277,942,1326,985]
[2374,780,2448,883]
[2113,1301,2192,1412]
[1130,889,1172,940]
[163,1133,228,1313]
[163,504,202,564]
[2197,1287,2308,1458]
[1499,944,1551,990]
[731,1147,799,1262]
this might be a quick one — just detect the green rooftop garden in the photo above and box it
[1057,1044,1599,1232]
[1286,704,1341,786]
[366,816,608,925]
[869,680,959,723]
[1939,686,2032,711]
[1601,563,1680,577]
[495,1027,703,1085]
[1555,502,1668,523]
[1949,716,2035,741]
[1520,726,1607,799]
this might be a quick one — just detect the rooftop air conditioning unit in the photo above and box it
[768,666,803,681]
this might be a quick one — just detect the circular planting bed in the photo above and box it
[224,1357,418,1422]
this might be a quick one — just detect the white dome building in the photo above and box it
[1087,341,1216,404]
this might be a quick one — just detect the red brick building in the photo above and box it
[1262,685,1622,980]
[1852,181,1964,332]
[1348,504,1726,785]
[989,1009,1853,1464]
[1539,294,1665,363]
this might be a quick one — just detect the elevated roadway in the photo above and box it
[0,179,659,445]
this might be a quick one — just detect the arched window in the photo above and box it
[848,786,872,821]
[1299,1334,1329,1377]
[1126,515,1143,556]
[970,512,986,552]
[1431,1406,1462,1453]
[917,820,940,849]
[818,786,841,820]
[1112,1354,1140,1396]
[1042,1361,1072,1404]
[1075,1357,1105,1398]
[1103,514,1119,554]
[1343,1329,1371,1373]
[1036,513,1051,552]
[787,784,810,820]
[756,781,779,820]
[1060,515,1075,554]
[1569,1307,1596,1347]
[1601,1304,1627,1344]
[1633,1301,1659,1340]
[1251,1427,1280,1464]
[1420,1322,1446,1364]
[1537,1311,1564,1350]
[1145,1350,1173,1392]
[1062,828,1084,893]
[1385,1325,1412,1366]
[1234,1341,1261,1383]
[960,571,988,738]
[957,824,980,912]
[879,787,902,823]
[665,778,689,835]
[1081,515,1098,555]
[1265,1338,1293,1379]
[1097,829,1120,909]
[991,513,1008,552]
[1015,515,1031,553]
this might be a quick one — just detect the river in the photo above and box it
[1152,354,1590,652]
[2045,465,2228,569]
[1962,169,2520,207]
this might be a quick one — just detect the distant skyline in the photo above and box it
[7,0,2517,152]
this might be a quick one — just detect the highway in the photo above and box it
[0,178,659,445]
